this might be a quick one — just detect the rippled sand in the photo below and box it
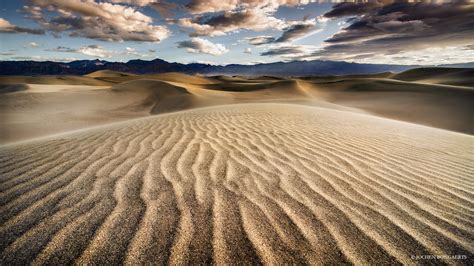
[1,103,473,264]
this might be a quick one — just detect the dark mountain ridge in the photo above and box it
[0,58,470,77]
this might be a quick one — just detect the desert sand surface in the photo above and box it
[1,69,473,143]
[1,69,473,264]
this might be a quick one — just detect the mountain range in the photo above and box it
[0,58,471,77]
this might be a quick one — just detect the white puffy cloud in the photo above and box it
[178,9,287,37]
[177,38,229,56]
[23,0,170,42]
[27,42,40,48]
[186,0,316,14]
[178,1,324,39]
[77,45,114,58]
[47,44,152,58]
[48,45,114,58]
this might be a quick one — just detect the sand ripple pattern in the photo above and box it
[1,103,473,265]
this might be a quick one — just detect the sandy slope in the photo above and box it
[393,68,474,87]
[0,80,200,143]
[1,71,472,144]
[0,75,114,86]
[308,78,474,134]
[0,77,359,144]
[0,103,473,265]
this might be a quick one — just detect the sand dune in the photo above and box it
[0,70,473,264]
[85,70,137,78]
[110,79,198,114]
[393,68,474,87]
[0,75,114,86]
[309,78,474,134]
[0,103,472,264]
[0,79,206,143]
[1,70,473,144]
[87,71,217,85]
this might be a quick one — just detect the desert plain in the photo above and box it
[0,68,473,264]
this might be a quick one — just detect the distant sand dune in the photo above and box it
[393,68,474,87]
[84,70,137,78]
[1,70,473,144]
[310,78,474,134]
[1,104,473,264]
[0,75,114,86]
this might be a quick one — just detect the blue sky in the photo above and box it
[0,1,473,65]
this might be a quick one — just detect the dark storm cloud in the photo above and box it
[260,45,308,57]
[323,2,383,18]
[243,36,276,45]
[274,22,317,43]
[323,2,474,53]
[310,1,474,60]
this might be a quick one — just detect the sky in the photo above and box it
[0,0,473,65]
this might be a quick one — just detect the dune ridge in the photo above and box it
[1,70,473,144]
[1,103,473,265]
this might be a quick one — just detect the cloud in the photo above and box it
[243,36,276,45]
[260,45,314,59]
[0,18,44,34]
[323,2,383,18]
[242,17,324,46]
[177,1,320,37]
[315,2,474,64]
[48,46,77,53]
[23,0,170,42]
[123,47,151,57]
[150,1,182,18]
[178,9,286,36]
[23,42,40,48]
[464,45,474,51]
[177,38,229,56]
[109,0,157,6]
[274,18,323,43]
[244,48,252,54]
[48,45,114,58]
[175,1,324,42]
[193,60,217,65]
[78,45,115,58]
[47,44,152,58]
[275,23,315,43]
[185,0,314,14]
[4,55,77,62]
